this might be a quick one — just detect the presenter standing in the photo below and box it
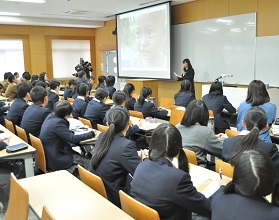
[181,59,195,96]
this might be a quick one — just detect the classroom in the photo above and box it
[1,0,279,219]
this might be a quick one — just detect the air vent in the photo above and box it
[65,10,91,15]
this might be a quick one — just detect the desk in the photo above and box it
[0,125,35,177]
[105,99,114,105]
[130,116,161,132]
[0,96,8,101]
[19,171,134,220]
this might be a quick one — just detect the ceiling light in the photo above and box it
[0,12,21,16]
[4,0,46,3]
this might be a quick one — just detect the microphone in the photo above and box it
[214,76,223,81]
[221,74,233,78]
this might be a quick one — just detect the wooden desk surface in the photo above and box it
[0,96,8,101]
[19,171,134,220]
[105,99,114,105]
[130,116,161,131]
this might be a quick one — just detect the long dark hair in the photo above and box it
[230,107,267,165]
[246,80,270,106]
[182,59,193,70]
[149,124,189,172]
[91,106,130,169]
[208,82,223,98]
[137,86,152,107]
[39,72,47,82]
[225,150,279,207]
[123,83,135,104]
[174,80,191,99]
[180,100,209,127]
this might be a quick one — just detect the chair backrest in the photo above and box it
[183,149,198,165]
[170,104,179,110]
[169,109,185,126]
[77,165,108,199]
[29,134,47,173]
[15,125,28,143]
[41,206,55,220]
[129,110,144,119]
[97,124,109,132]
[215,160,234,178]
[160,97,174,109]
[67,97,74,103]
[5,118,15,134]
[225,129,240,138]
[78,117,92,128]
[208,110,214,118]
[119,190,160,220]
[5,173,29,220]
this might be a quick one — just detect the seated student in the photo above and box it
[5,74,18,101]
[64,79,76,100]
[90,106,141,207]
[237,80,276,143]
[75,70,93,92]
[21,86,51,138]
[95,75,107,90]
[31,74,39,83]
[176,100,223,169]
[130,124,211,220]
[45,80,60,111]
[84,88,109,129]
[0,84,10,126]
[123,83,136,111]
[18,71,31,84]
[72,83,90,119]
[2,72,13,93]
[40,101,95,173]
[106,75,116,99]
[134,87,168,119]
[39,72,50,87]
[174,80,195,108]
[212,150,279,220]
[14,72,19,80]
[222,107,279,174]
[35,81,47,88]
[6,82,32,126]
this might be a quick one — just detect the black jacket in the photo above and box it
[182,67,195,95]
[72,98,88,119]
[107,86,116,99]
[174,92,195,108]
[130,157,211,220]
[46,91,59,111]
[6,98,29,126]
[63,87,74,100]
[134,101,168,119]
[126,97,136,111]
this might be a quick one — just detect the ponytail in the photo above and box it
[137,86,152,107]
[224,181,235,194]
[179,149,189,173]
[138,95,145,106]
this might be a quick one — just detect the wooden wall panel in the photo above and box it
[228,0,257,16]
[203,0,229,19]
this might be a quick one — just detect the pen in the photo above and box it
[219,168,222,179]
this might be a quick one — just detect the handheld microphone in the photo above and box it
[221,74,233,78]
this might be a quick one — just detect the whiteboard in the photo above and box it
[255,36,279,86]
[172,13,256,85]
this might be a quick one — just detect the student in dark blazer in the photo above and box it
[75,70,93,92]
[95,75,107,90]
[6,82,32,126]
[174,80,195,108]
[130,124,211,220]
[21,86,51,138]
[212,150,279,220]
[72,83,90,119]
[46,80,60,111]
[222,107,279,174]
[0,84,9,126]
[40,101,95,172]
[106,75,116,99]
[39,72,50,87]
[134,86,168,119]
[63,79,76,100]
[90,106,141,207]
[180,59,195,96]
[123,83,136,111]
[84,88,109,129]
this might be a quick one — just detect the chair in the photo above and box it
[208,110,214,118]
[15,125,28,143]
[41,206,55,220]
[160,97,174,109]
[77,165,108,199]
[5,173,29,220]
[169,108,185,126]
[78,117,92,128]
[5,118,15,134]
[225,129,240,138]
[29,134,47,173]
[119,190,160,220]
[129,110,144,119]
[183,149,198,165]
[215,160,234,178]
[170,104,179,110]
[97,124,109,132]
[1,93,6,97]
[67,97,74,103]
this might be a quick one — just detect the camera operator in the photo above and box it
[75,58,93,79]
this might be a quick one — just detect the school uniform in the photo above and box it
[222,132,279,174]
[96,83,107,90]
[84,98,108,129]
[90,133,141,208]
[63,87,74,100]
[126,96,136,111]
[0,102,9,126]
[182,67,195,96]
[39,114,95,171]
[20,104,51,137]
[5,83,17,101]
[72,96,88,119]
[76,77,93,92]
[45,90,59,110]
[6,98,29,126]
[211,189,279,220]
[107,86,116,99]
[134,100,168,119]
[174,92,195,108]
[2,80,9,92]
[130,157,211,220]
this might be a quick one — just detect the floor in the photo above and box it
[0,203,38,220]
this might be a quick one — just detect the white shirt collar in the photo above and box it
[77,96,85,101]
[145,99,148,102]
[238,130,250,135]
[93,97,100,103]
[50,89,56,93]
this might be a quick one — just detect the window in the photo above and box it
[51,39,91,78]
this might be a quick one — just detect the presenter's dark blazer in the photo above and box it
[182,67,195,95]
[45,91,59,111]
[20,104,51,137]
[63,87,74,100]
[174,92,195,108]
[6,98,29,126]
[134,101,168,119]
[90,133,141,208]
[212,189,279,220]
[84,99,108,129]
[106,86,116,99]
[126,97,136,111]
[72,98,88,119]
[130,157,211,220]
[39,114,94,170]
[222,135,279,175]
